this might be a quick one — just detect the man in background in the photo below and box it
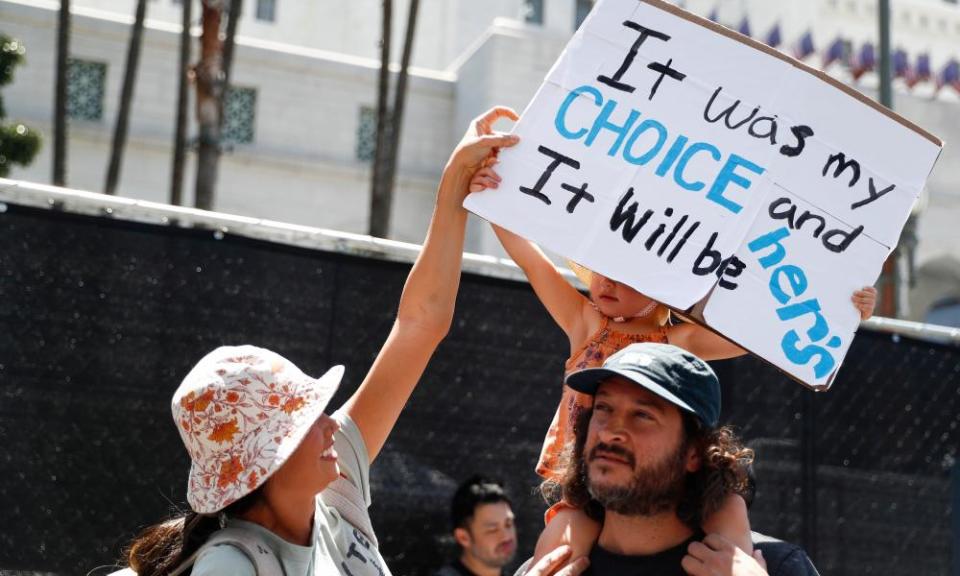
[436,475,518,576]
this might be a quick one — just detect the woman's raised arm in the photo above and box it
[342,107,520,462]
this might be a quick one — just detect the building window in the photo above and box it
[223,87,256,144]
[256,0,276,22]
[67,59,106,121]
[575,0,593,29]
[356,106,377,162]
[524,0,543,25]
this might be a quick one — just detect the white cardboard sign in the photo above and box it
[464,0,943,388]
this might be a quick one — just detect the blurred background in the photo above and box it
[0,0,957,323]
[0,1,958,575]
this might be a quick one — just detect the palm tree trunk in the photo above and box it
[218,0,242,130]
[170,0,193,206]
[53,0,70,186]
[194,0,224,210]
[104,0,147,195]
[368,0,392,238]
[382,0,420,217]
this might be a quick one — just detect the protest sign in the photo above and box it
[463,0,943,388]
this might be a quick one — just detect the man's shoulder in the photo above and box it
[752,532,820,576]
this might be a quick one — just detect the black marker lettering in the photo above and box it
[747,115,778,145]
[667,221,700,263]
[560,181,595,214]
[598,21,671,93]
[821,225,864,253]
[610,188,653,243]
[703,86,759,130]
[519,145,581,205]
[716,256,745,290]
[692,232,723,276]
[795,211,826,237]
[644,208,674,251]
[645,58,686,100]
[657,214,688,257]
[644,221,668,250]
[851,178,896,210]
[769,196,859,252]
[768,197,796,226]
[822,152,861,187]
[779,125,813,157]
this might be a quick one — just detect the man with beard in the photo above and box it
[436,475,519,576]
[540,342,817,576]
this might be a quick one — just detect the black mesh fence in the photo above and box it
[1,202,957,576]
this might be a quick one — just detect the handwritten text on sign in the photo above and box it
[464,0,942,388]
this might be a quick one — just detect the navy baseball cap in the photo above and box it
[565,343,720,428]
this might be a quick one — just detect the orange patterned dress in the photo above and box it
[536,316,669,481]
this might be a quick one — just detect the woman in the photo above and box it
[119,107,534,576]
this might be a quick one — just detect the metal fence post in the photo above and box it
[953,460,960,576]
[801,391,818,561]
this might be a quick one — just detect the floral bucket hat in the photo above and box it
[171,345,344,514]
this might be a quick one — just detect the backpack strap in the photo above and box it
[168,526,285,576]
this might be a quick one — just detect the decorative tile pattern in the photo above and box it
[67,59,107,121]
[356,105,377,162]
[223,87,257,145]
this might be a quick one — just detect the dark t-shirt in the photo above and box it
[513,532,819,576]
[582,532,703,576]
[434,559,483,576]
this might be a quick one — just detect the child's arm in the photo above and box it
[701,493,753,554]
[667,323,746,361]
[671,285,879,361]
[532,508,601,568]
[683,535,767,576]
[471,166,594,348]
[525,546,590,576]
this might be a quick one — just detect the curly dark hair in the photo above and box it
[541,407,754,528]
